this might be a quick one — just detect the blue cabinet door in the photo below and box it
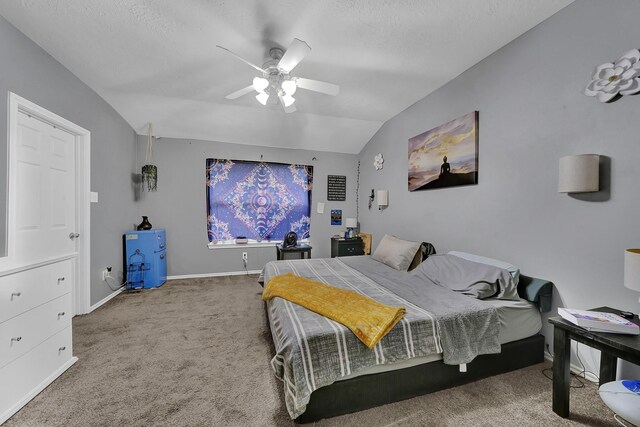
[124,229,167,289]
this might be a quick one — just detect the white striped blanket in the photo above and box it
[261,257,500,419]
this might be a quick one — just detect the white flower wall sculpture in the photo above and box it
[373,153,384,171]
[585,49,640,102]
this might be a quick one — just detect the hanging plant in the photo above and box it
[142,122,158,191]
[142,164,157,191]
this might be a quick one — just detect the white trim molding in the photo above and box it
[207,239,309,250]
[89,287,124,313]
[168,270,262,280]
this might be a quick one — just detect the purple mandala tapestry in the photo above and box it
[206,159,313,242]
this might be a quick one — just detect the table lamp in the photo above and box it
[624,249,640,317]
[345,218,358,239]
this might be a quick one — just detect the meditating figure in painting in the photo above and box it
[440,156,451,177]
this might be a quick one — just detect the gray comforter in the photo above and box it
[260,256,501,419]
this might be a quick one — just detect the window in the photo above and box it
[206,159,313,243]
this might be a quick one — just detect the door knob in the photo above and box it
[68,233,80,239]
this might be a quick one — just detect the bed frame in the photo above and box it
[293,274,553,423]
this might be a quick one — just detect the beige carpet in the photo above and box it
[6,276,619,427]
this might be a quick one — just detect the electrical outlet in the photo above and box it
[102,267,112,281]
[242,252,248,262]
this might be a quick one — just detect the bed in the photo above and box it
[260,251,552,422]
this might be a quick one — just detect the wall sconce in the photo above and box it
[368,189,375,210]
[377,190,389,210]
[558,154,600,193]
[624,249,640,317]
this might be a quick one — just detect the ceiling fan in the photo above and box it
[217,38,339,113]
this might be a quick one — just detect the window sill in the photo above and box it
[207,240,309,250]
[208,242,276,250]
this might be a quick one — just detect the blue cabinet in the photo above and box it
[124,229,167,289]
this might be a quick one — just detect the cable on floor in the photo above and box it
[574,342,600,382]
[104,275,126,291]
[541,367,586,388]
[614,414,632,427]
[243,260,261,278]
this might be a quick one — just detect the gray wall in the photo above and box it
[357,0,640,377]
[0,16,138,305]
[135,136,358,276]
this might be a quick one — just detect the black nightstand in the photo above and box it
[331,237,364,258]
[548,306,640,418]
[276,243,312,261]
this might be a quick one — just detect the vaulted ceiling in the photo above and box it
[0,0,573,153]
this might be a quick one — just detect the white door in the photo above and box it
[14,112,77,264]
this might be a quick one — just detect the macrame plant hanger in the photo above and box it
[142,122,157,192]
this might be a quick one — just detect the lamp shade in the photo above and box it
[345,218,358,228]
[377,190,389,207]
[624,249,640,292]
[252,77,269,93]
[558,154,600,193]
[255,92,269,105]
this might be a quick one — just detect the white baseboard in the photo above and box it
[543,352,599,383]
[89,287,124,313]
[168,270,262,280]
[0,357,78,425]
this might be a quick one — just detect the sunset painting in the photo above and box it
[408,111,479,191]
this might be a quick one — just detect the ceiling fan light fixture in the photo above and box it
[256,92,269,105]
[282,94,295,107]
[252,77,269,93]
[282,79,297,96]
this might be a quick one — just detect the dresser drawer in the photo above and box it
[331,238,364,257]
[0,260,73,323]
[0,326,74,422]
[0,293,72,369]
[340,243,363,256]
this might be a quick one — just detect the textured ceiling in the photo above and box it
[0,0,573,153]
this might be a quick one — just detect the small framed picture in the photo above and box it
[330,209,342,225]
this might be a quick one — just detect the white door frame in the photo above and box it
[6,92,91,315]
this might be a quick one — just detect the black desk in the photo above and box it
[276,243,312,261]
[548,307,640,418]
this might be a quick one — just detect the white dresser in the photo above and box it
[0,258,78,424]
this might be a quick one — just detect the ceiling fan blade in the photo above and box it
[216,45,265,73]
[225,85,255,100]
[278,38,311,73]
[295,77,340,96]
[278,95,297,114]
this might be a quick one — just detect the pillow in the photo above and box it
[448,251,520,285]
[372,234,421,271]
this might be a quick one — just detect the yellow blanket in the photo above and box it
[262,272,405,349]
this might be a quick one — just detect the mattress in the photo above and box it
[337,297,541,380]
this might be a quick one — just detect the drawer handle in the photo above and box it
[58,311,66,317]
[160,254,165,259]
[160,243,165,248]
[11,336,22,342]
[57,277,65,283]
[59,346,66,352]
[11,292,21,298]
